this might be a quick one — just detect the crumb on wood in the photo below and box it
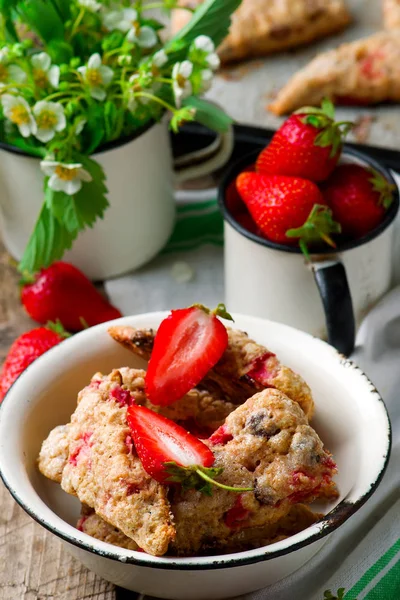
[352,115,375,143]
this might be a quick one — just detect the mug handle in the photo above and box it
[173,121,234,184]
[311,260,356,357]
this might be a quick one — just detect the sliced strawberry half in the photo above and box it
[126,406,253,495]
[145,304,232,406]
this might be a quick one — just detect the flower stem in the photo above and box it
[134,91,175,112]
[70,7,85,38]
[195,468,253,493]
[156,77,172,84]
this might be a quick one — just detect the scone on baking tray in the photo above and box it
[171,0,351,64]
[269,31,400,115]
[383,0,400,29]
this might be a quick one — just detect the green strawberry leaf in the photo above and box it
[46,319,71,338]
[286,205,341,261]
[19,157,109,274]
[166,0,242,51]
[164,462,253,495]
[183,97,234,133]
[18,202,76,274]
[368,168,395,210]
[213,303,234,322]
[170,106,196,133]
[321,98,335,120]
[14,0,65,44]
[323,588,357,600]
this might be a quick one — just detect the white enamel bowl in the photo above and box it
[0,313,391,600]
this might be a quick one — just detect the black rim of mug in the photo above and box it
[218,147,400,255]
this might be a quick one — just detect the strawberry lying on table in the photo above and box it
[234,100,395,256]
[0,323,69,401]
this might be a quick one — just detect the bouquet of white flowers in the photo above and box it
[0,0,240,273]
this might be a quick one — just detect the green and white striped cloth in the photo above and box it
[163,198,223,254]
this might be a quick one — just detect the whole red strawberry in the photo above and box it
[323,165,395,238]
[236,172,326,244]
[21,262,122,332]
[257,100,353,182]
[0,324,68,401]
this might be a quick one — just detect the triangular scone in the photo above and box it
[171,0,351,64]
[269,31,400,115]
[383,0,400,29]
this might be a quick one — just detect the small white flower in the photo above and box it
[103,7,157,48]
[77,0,102,12]
[31,52,60,89]
[150,49,168,76]
[194,36,215,54]
[128,73,155,105]
[200,68,213,93]
[127,24,157,48]
[206,52,220,71]
[172,61,193,107]
[40,160,92,196]
[192,35,220,71]
[1,94,36,137]
[33,101,66,143]
[0,48,26,85]
[152,50,168,69]
[78,53,114,101]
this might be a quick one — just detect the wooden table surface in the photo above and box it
[0,242,124,600]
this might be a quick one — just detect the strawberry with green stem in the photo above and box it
[20,261,122,332]
[322,164,395,238]
[236,171,328,245]
[257,99,353,182]
[145,303,233,407]
[286,204,342,260]
[127,405,253,495]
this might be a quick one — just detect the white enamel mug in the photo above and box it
[219,149,400,356]
[0,119,233,280]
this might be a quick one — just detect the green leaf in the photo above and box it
[47,39,74,64]
[183,96,233,133]
[286,205,341,261]
[104,100,118,142]
[141,18,165,31]
[73,154,109,228]
[18,202,76,274]
[164,462,253,494]
[321,98,335,120]
[368,168,396,209]
[4,136,46,158]
[166,0,242,50]
[170,106,196,133]
[0,0,19,42]
[15,0,65,44]
[82,103,105,154]
[214,303,234,322]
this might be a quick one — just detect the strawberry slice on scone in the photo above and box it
[145,304,233,406]
[127,405,252,494]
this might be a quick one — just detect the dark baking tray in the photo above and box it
[171,122,400,175]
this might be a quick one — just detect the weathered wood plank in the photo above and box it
[0,242,116,600]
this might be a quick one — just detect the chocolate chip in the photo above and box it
[246,411,280,439]
[254,481,277,506]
